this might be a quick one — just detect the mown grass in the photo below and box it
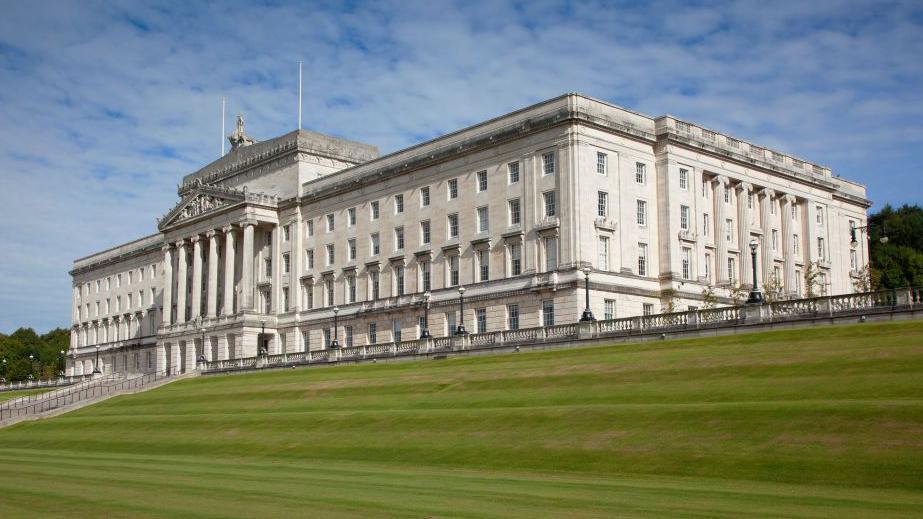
[1,320,922,517]
[0,388,49,403]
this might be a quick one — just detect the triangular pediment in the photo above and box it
[157,184,246,230]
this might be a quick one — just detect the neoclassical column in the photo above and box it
[190,235,203,320]
[712,175,729,284]
[156,343,167,373]
[240,221,256,310]
[161,245,173,325]
[759,189,775,285]
[780,194,797,293]
[270,224,280,313]
[222,225,236,315]
[206,230,219,317]
[172,342,182,374]
[175,240,188,323]
[736,182,753,286]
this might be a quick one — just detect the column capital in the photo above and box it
[781,193,796,205]
[239,219,258,228]
[712,175,729,185]
[161,244,173,253]
[222,224,235,234]
[175,239,187,249]
[190,235,201,244]
[205,229,217,239]
[759,188,776,199]
[735,181,753,192]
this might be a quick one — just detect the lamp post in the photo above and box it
[455,286,467,335]
[93,345,102,374]
[420,292,432,338]
[331,306,340,348]
[746,238,764,304]
[59,350,65,378]
[29,354,35,379]
[850,223,889,248]
[259,318,267,356]
[579,266,595,322]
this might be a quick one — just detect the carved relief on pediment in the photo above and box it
[176,194,228,222]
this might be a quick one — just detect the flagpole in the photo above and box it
[298,61,303,130]
[221,97,226,156]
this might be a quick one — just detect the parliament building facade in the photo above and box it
[66,94,872,376]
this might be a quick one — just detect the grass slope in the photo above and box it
[0,388,49,403]
[1,321,922,518]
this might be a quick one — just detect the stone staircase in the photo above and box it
[0,370,184,428]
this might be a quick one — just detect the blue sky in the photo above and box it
[1,0,922,333]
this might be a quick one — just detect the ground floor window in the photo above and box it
[542,300,555,327]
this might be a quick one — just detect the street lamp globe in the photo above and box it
[333,306,340,315]
[583,266,591,277]
[458,286,466,296]
[423,291,431,302]
[880,235,889,244]
[749,238,758,253]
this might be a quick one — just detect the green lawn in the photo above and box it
[1,321,922,517]
[0,388,49,403]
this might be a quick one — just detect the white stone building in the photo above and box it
[67,93,871,376]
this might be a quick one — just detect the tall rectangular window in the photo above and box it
[643,303,653,316]
[326,244,334,265]
[347,275,356,303]
[449,255,460,286]
[508,162,520,183]
[542,300,555,326]
[395,227,405,250]
[282,287,290,311]
[509,243,522,276]
[725,219,733,243]
[348,239,356,261]
[370,233,380,256]
[446,312,456,336]
[395,266,405,296]
[704,253,711,280]
[368,323,377,345]
[306,219,314,236]
[303,280,313,309]
[747,192,753,209]
[635,162,646,184]
[448,213,459,238]
[816,206,824,225]
[680,205,690,231]
[282,252,291,273]
[507,304,519,330]
[370,270,380,299]
[265,258,272,277]
[544,237,558,271]
[636,200,647,226]
[725,189,731,204]
[370,201,380,220]
[421,261,431,291]
[542,152,555,175]
[478,249,489,282]
[604,299,615,320]
[448,178,458,200]
[477,170,488,192]
[597,152,607,175]
[793,234,799,256]
[326,278,334,306]
[638,243,648,276]
[476,308,487,333]
[395,194,404,214]
[421,220,431,245]
[817,237,825,259]
[323,328,331,348]
[326,213,335,232]
[703,214,710,237]
[727,257,736,283]
[597,191,608,218]
[477,207,489,233]
[421,186,430,207]
[347,207,356,227]
[306,249,315,270]
[302,330,310,351]
[544,191,556,217]
[509,199,521,225]
[679,167,689,190]
[598,236,609,270]
[392,319,401,342]
[771,230,778,252]
[681,247,691,280]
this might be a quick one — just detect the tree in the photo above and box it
[868,204,923,289]
[700,286,718,309]
[804,261,823,298]
[763,272,784,303]
[0,327,70,382]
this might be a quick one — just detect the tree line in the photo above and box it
[1,328,69,383]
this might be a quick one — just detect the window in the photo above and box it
[370,233,380,256]
[370,270,380,299]
[792,203,798,220]
[704,253,711,280]
[773,266,781,284]
[395,227,405,250]
[347,275,356,303]
[348,239,356,261]
[282,252,291,273]
[283,224,291,241]
[421,220,431,245]
[724,189,730,204]
[597,152,607,175]
[323,328,331,348]
[325,278,334,306]
[604,299,615,320]
[597,191,608,218]
[421,186,430,207]
[636,163,646,184]
[771,230,778,252]
[679,167,689,190]
[446,312,456,336]
[747,192,753,209]
[476,308,487,333]
[598,236,609,270]
[725,219,733,243]
[326,244,334,265]
[448,178,458,200]
[302,280,313,309]
[542,300,555,326]
[702,180,709,198]
[264,257,272,277]
[421,261,431,291]
[770,200,776,215]
[509,199,521,226]
[326,213,335,232]
[727,257,736,283]
[542,152,555,175]
[117,274,122,288]
[681,247,691,280]
[507,304,519,330]
[477,170,488,192]
[643,303,654,316]
[638,243,648,276]
[636,200,647,226]
[282,287,290,312]
[368,323,377,344]
[106,277,111,290]
[306,219,314,237]
[96,280,100,292]
[544,191,556,217]
[395,265,405,296]
[448,213,459,239]
[344,326,354,347]
[703,214,710,237]
[306,249,315,270]
[795,271,802,295]
[128,271,133,285]
[395,194,404,214]
[448,255,460,286]
[370,201,380,220]
[816,206,824,225]
[477,207,489,233]
[544,237,558,271]
[817,237,825,259]
[509,244,522,276]
[508,162,520,183]
[127,293,132,309]
[680,205,690,231]
[302,330,310,351]
[793,234,800,256]
[478,249,489,282]
[347,207,356,227]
